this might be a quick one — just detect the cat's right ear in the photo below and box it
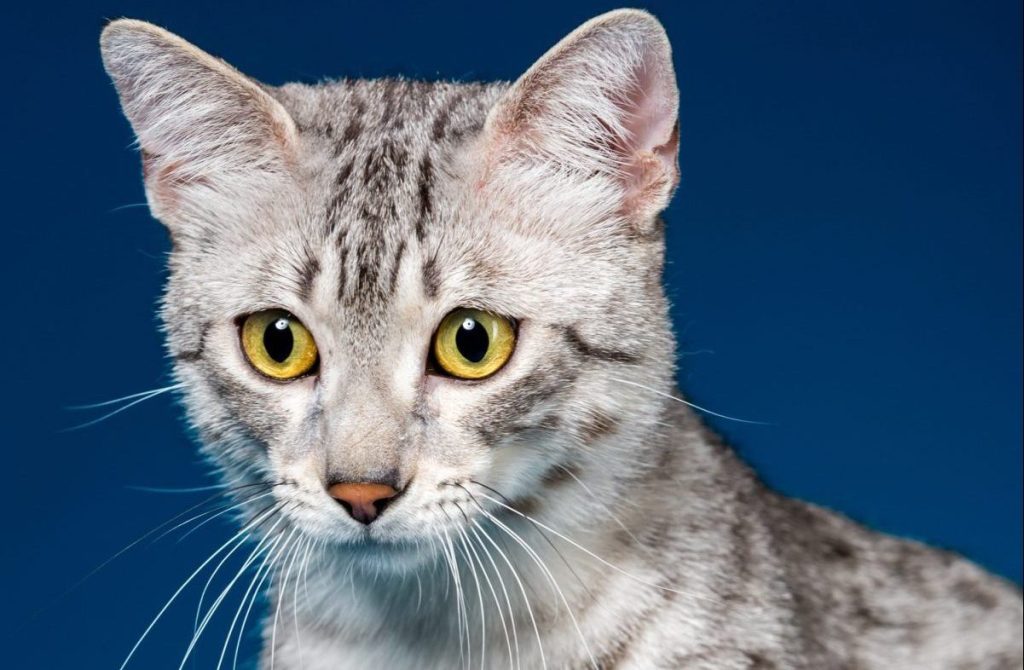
[100,19,298,226]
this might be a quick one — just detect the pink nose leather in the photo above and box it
[327,482,398,524]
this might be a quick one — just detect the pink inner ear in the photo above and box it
[622,50,679,185]
[616,50,679,215]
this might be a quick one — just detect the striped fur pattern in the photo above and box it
[100,10,1022,669]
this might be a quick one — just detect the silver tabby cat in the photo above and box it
[100,9,1022,670]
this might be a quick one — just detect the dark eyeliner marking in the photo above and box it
[387,239,407,296]
[173,320,210,362]
[421,254,440,298]
[415,154,433,241]
[560,325,639,364]
[297,256,320,302]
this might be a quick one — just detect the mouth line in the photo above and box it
[329,534,423,559]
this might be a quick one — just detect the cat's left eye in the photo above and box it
[240,309,319,380]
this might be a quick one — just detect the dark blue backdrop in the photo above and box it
[2,1,1020,667]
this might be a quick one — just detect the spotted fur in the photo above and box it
[100,10,1022,669]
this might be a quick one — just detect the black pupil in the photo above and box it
[263,318,294,363]
[455,317,489,363]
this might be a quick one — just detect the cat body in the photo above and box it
[269,401,1023,670]
[99,10,1022,669]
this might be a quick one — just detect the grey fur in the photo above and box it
[100,10,1022,670]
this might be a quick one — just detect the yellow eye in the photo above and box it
[240,309,319,380]
[432,308,516,380]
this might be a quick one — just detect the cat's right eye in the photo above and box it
[240,309,319,380]
[431,308,516,380]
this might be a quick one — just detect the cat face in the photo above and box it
[102,10,680,569]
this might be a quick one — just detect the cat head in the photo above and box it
[101,9,680,570]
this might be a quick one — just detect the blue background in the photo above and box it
[1,1,1020,667]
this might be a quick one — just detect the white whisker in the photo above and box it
[126,483,230,494]
[67,384,183,410]
[475,491,722,606]
[108,202,151,213]
[611,376,769,425]
[61,386,181,431]
[232,528,292,670]
[454,528,487,669]
[478,506,597,670]
[270,528,302,670]
[179,512,288,669]
[216,532,284,670]
[469,522,521,670]
[459,522,514,670]
[191,492,277,629]
[554,463,651,558]
[118,502,282,670]
[168,490,275,544]
[472,520,547,670]
[293,535,314,670]
[442,526,471,670]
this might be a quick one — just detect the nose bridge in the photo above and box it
[325,371,406,483]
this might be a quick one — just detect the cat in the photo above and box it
[99,9,1022,670]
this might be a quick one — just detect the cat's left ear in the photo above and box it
[483,10,679,231]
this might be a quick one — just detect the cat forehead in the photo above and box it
[194,79,518,319]
[263,81,505,290]
[274,79,506,213]
[276,79,505,148]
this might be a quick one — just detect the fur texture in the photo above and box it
[100,10,1023,669]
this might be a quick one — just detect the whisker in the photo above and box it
[174,490,277,544]
[453,527,487,669]
[66,384,184,410]
[468,522,520,670]
[172,491,278,549]
[179,512,289,669]
[118,502,283,670]
[126,483,231,494]
[463,481,594,602]
[300,537,320,627]
[474,490,723,607]
[108,202,151,213]
[473,499,597,669]
[35,482,275,621]
[553,464,652,558]
[191,491,279,632]
[440,523,470,670]
[293,535,314,670]
[232,529,293,670]
[216,531,284,670]
[127,472,263,496]
[151,486,284,546]
[193,533,254,635]
[60,385,182,432]
[456,516,512,670]
[270,528,303,670]
[415,571,424,614]
[610,376,770,425]
[472,520,547,670]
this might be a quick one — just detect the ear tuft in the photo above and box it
[100,19,297,221]
[485,10,680,225]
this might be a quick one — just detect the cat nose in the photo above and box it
[327,481,400,524]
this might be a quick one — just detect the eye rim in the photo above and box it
[429,308,518,381]
[238,309,320,382]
